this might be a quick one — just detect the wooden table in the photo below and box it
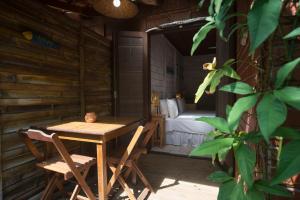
[46,117,141,200]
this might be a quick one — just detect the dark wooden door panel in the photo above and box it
[116,31,149,119]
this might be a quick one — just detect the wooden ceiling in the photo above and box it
[164,27,216,56]
[38,0,161,17]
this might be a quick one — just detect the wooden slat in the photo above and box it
[0,55,79,77]
[0,82,79,92]
[0,72,79,86]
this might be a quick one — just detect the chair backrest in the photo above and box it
[18,129,54,162]
[18,129,75,166]
[140,120,159,148]
[118,121,158,162]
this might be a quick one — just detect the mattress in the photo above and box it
[165,111,216,147]
[165,111,215,134]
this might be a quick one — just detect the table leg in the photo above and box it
[97,143,108,200]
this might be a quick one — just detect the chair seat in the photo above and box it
[37,154,96,180]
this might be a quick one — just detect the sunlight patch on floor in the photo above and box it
[147,177,219,200]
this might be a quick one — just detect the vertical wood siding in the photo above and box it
[150,34,182,99]
[0,1,112,199]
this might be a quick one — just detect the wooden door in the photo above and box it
[114,31,150,120]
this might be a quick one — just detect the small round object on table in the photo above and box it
[85,112,97,123]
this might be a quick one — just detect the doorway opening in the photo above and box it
[149,24,218,156]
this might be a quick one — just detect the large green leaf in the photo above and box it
[283,27,300,39]
[195,71,216,103]
[207,171,233,183]
[218,146,231,162]
[190,138,234,157]
[246,188,265,200]
[230,181,247,200]
[225,105,232,119]
[215,0,234,39]
[218,180,236,200]
[272,140,300,185]
[214,0,223,14]
[222,65,241,80]
[223,58,235,67]
[275,58,300,88]
[257,93,287,141]
[274,87,300,110]
[191,22,216,55]
[241,132,264,144]
[228,94,258,131]
[247,0,282,53]
[220,82,254,95]
[210,70,225,93]
[273,127,300,140]
[197,117,231,133]
[255,180,292,197]
[235,144,256,187]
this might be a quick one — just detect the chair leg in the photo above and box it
[70,166,91,200]
[108,162,137,200]
[131,170,137,185]
[131,162,154,193]
[41,174,59,200]
[118,175,137,200]
[56,177,68,197]
[137,188,150,200]
[124,167,133,180]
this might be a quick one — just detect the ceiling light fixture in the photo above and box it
[113,0,121,7]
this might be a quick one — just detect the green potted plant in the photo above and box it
[191,0,300,199]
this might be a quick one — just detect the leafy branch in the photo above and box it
[191,0,300,199]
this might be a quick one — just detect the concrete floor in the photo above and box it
[110,153,219,200]
[45,153,219,200]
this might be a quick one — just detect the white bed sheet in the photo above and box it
[165,111,215,134]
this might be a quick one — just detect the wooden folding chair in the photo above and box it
[106,121,159,200]
[18,129,96,200]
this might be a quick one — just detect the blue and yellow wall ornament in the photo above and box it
[22,31,60,49]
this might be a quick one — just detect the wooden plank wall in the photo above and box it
[150,34,181,99]
[0,0,112,199]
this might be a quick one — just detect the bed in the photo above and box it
[165,111,215,147]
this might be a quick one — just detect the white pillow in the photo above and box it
[167,99,179,118]
[177,98,186,114]
[160,99,169,117]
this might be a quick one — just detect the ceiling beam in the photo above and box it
[39,0,99,16]
[136,0,161,6]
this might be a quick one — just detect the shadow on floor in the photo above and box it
[54,153,219,200]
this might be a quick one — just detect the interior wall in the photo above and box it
[151,34,182,99]
[0,1,112,199]
[181,55,216,111]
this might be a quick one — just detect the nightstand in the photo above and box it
[151,115,166,147]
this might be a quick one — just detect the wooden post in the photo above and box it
[79,26,86,118]
[0,126,3,199]
[79,26,86,155]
